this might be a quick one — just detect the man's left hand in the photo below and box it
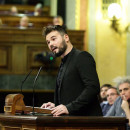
[121,95,129,112]
[51,104,69,116]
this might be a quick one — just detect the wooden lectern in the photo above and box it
[4,94,52,115]
[1,94,128,130]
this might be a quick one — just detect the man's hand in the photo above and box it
[41,102,55,109]
[121,95,129,112]
[51,104,69,116]
[121,95,130,126]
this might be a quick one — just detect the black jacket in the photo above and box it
[54,48,102,116]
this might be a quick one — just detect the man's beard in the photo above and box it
[102,97,107,101]
[54,39,67,57]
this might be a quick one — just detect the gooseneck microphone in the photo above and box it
[20,69,33,93]
[32,66,43,115]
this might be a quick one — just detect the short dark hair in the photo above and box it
[42,25,67,38]
[107,87,119,95]
[100,84,112,90]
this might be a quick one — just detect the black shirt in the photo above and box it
[56,48,73,104]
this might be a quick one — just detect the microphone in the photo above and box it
[32,66,42,115]
[20,69,32,93]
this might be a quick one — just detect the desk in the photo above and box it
[0,114,128,130]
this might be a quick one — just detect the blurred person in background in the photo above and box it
[101,87,119,116]
[34,3,43,16]
[10,6,18,15]
[53,16,66,29]
[19,16,29,29]
[100,84,112,103]
[53,16,63,26]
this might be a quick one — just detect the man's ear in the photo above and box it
[64,34,69,42]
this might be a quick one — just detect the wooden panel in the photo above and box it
[0,45,12,72]
[12,44,27,74]
[68,30,84,50]
[3,126,21,130]
[0,28,85,74]
[22,125,36,130]
[0,47,7,67]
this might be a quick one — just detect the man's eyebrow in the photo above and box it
[51,36,56,39]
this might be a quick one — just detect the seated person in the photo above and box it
[19,16,30,29]
[53,15,66,29]
[102,87,119,116]
[34,3,43,16]
[106,76,130,129]
[121,96,130,126]
[10,6,18,15]
[100,84,112,107]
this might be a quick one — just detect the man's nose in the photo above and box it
[49,42,54,48]
[120,90,125,95]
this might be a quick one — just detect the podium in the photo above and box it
[0,94,128,130]
[0,114,128,130]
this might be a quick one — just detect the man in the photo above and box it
[53,16,63,26]
[41,25,102,116]
[106,76,130,129]
[10,6,18,15]
[53,16,66,29]
[100,84,112,111]
[121,96,130,126]
[19,16,29,29]
[34,3,43,16]
[102,87,119,116]
[100,84,112,103]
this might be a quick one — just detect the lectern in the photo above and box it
[0,94,128,130]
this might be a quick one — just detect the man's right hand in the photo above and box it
[41,102,55,109]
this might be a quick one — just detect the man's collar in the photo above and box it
[61,47,74,63]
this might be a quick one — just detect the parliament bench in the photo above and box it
[0,15,53,27]
[0,4,50,16]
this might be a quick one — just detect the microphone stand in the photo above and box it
[20,69,32,94]
[32,66,42,115]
